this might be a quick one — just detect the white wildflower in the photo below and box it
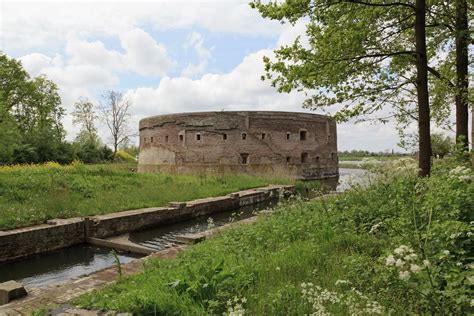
[423,260,431,267]
[335,279,351,286]
[410,264,421,273]
[404,253,418,262]
[467,276,474,285]
[442,250,450,256]
[395,259,405,267]
[394,247,405,255]
[369,222,383,234]
[385,255,396,266]
[399,270,410,281]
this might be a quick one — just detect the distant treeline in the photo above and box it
[338,150,411,157]
[0,53,135,165]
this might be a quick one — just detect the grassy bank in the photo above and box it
[0,162,291,230]
[77,158,473,315]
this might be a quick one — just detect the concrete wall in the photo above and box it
[138,111,338,179]
[0,185,293,262]
[0,218,85,262]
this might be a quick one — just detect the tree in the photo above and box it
[100,90,133,158]
[0,54,69,164]
[0,95,21,164]
[251,0,433,176]
[72,97,99,143]
[431,132,454,158]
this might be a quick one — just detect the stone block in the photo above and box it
[168,202,186,209]
[0,280,27,305]
[229,193,240,199]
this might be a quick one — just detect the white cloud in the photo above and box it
[1,2,282,54]
[181,31,212,77]
[120,28,175,76]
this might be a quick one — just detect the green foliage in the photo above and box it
[0,163,291,230]
[0,53,70,165]
[77,159,472,315]
[431,132,454,158]
[114,150,136,163]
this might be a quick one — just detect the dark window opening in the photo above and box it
[300,130,307,141]
[301,152,308,163]
[286,156,291,163]
[151,137,154,143]
[261,133,266,140]
[165,135,169,143]
[316,156,320,163]
[179,135,184,142]
[196,133,201,141]
[240,153,249,165]
[241,133,247,140]
[286,132,291,140]
[223,133,227,140]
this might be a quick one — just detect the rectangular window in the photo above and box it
[241,133,247,140]
[301,152,308,163]
[240,153,249,165]
[286,156,291,163]
[316,156,320,163]
[286,132,291,140]
[223,133,227,140]
[300,130,307,141]
[179,135,184,141]
[261,133,266,140]
[151,137,154,143]
[165,135,169,143]
[196,133,201,141]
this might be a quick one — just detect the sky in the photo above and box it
[0,0,421,152]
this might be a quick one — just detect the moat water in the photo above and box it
[0,168,365,288]
[0,245,140,288]
[129,202,273,251]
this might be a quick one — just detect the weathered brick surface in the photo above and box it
[0,218,85,262]
[138,111,338,179]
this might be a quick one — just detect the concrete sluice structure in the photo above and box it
[138,111,339,179]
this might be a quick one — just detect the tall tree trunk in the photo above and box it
[455,0,469,151]
[415,0,431,177]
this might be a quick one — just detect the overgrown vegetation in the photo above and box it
[77,158,473,315]
[0,162,290,230]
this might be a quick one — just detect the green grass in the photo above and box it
[0,162,291,230]
[76,159,472,315]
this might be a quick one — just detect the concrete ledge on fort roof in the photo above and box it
[0,280,27,305]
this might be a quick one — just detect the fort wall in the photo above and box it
[138,111,338,179]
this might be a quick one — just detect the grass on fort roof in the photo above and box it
[0,161,293,231]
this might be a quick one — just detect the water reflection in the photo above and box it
[0,245,140,287]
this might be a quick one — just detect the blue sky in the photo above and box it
[0,0,415,152]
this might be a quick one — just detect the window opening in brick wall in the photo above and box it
[301,152,308,163]
[240,153,249,164]
[300,130,307,141]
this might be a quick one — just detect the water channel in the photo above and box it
[1,167,366,288]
